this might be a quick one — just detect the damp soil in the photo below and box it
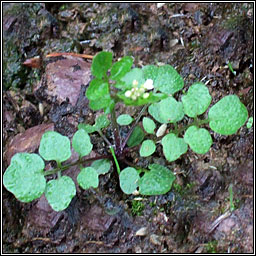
[3,3,254,253]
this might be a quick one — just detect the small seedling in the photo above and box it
[4,51,249,211]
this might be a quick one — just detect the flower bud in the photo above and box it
[125,90,132,97]
[133,80,139,86]
[143,92,150,99]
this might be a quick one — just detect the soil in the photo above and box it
[3,3,254,253]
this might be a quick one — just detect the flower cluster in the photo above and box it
[125,79,154,100]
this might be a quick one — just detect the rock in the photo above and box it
[135,227,148,236]
[34,55,91,106]
[150,234,162,245]
[4,123,54,165]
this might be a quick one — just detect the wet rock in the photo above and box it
[24,195,64,236]
[81,204,116,235]
[4,123,54,165]
[213,199,253,253]
[35,55,91,106]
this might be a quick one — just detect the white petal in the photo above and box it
[144,79,154,90]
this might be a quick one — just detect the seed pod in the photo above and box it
[156,124,167,137]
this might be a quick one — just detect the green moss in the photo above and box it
[131,200,145,216]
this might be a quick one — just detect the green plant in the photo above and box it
[4,51,249,211]
[131,200,145,216]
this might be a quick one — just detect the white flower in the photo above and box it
[133,80,139,86]
[125,90,132,97]
[143,79,154,90]
[143,92,149,99]
[131,95,137,100]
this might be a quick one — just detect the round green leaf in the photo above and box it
[139,164,176,195]
[3,153,46,202]
[45,176,76,212]
[77,167,99,190]
[119,167,140,194]
[91,51,113,79]
[78,123,96,134]
[148,97,184,124]
[182,82,212,117]
[89,96,112,111]
[94,114,110,130]
[184,126,212,154]
[110,56,133,80]
[127,126,145,147]
[142,65,159,82]
[117,114,133,126]
[72,129,93,157]
[39,131,71,163]
[154,65,184,95]
[162,133,188,162]
[140,140,156,157]
[91,159,111,175]
[208,95,248,135]
[142,117,156,134]
[86,78,109,101]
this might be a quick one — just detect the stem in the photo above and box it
[121,104,148,151]
[98,130,112,147]
[43,154,111,176]
[110,106,122,156]
[110,146,120,175]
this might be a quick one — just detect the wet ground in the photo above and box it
[3,3,254,253]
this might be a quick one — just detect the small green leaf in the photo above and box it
[208,95,248,135]
[72,129,93,157]
[110,56,133,80]
[120,68,145,90]
[3,153,46,202]
[246,117,253,129]
[154,65,184,95]
[39,131,71,163]
[77,167,99,190]
[127,126,145,147]
[78,123,96,134]
[184,126,212,154]
[139,164,176,195]
[140,140,156,157]
[142,117,156,134]
[91,159,111,175]
[162,133,188,162]
[94,114,110,130]
[119,167,140,194]
[45,176,76,212]
[148,97,184,124]
[117,114,133,126]
[86,78,109,101]
[182,82,212,117]
[91,51,113,79]
[142,65,159,82]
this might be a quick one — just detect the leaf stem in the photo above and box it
[43,154,111,176]
[109,146,120,175]
[110,106,122,156]
[98,130,112,147]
